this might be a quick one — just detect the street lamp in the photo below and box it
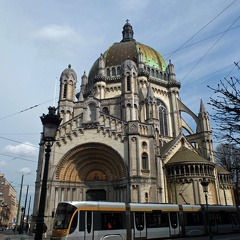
[34,107,61,240]
[201,178,212,240]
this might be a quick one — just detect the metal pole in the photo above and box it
[223,183,227,205]
[34,143,52,240]
[26,195,31,233]
[205,193,209,234]
[21,185,29,233]
[15,175,24,235]
[174,169,178,204]
[205,193,213,240]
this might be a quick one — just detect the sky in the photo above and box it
[0,0,239,214]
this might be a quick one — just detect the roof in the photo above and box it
[167,146,209,164]
[216,164,231,174]
[88,22,166,85]
[104,41,166,71]
[60,64,77,80]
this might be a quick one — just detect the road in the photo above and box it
[0,232,240,240]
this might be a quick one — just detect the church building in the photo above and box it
[32,21,235,228]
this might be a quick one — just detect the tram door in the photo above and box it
[84,211,94,240]
[169,212,180,236]
[209,213,218,233]
[134,212,146,238]
[231,212,240,231]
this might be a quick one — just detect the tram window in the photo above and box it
[69,212,78,234]
[215,212,231,225]
[209,213,216,226]
[101,212,124,230]
[53,203,77,230]
[79,211,85,231]
[185,212,203,226]
[169,212,178,229]
[231,212,239,225]
[87,211,92,233]
[135,212,145,230]
[146,212,169,228]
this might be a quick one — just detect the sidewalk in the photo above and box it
[0,233,50,240]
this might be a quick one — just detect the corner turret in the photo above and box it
[58,64,77,123]
[168,60,176,81]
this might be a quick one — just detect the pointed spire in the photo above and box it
[97,53,105,76]
[121,20,134,42]
[138,47,145,70]
[168,60,176,81]
[147,84,155,101]
[138,88,145,102]
[199,99,207,113]
[78,91,84,101]
[198,99,210,131]
[168,60,174,73]
[81,71,88,86]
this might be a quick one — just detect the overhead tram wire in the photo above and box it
[0,98,56,121]
[163,24,240,59]
[0,153,37,163]
[180,14,240,83]
[235,62,240,69]
[0,135,66,165]
[182,61,240,88]
[182,60,240,137]
[167,0,237,59]
[180,56,239,132]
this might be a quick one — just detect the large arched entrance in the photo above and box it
[53,142,128,202]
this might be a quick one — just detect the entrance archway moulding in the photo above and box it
[55,142,127,182]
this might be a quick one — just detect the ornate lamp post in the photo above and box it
[201,178,212,240]
[34,107,61,240]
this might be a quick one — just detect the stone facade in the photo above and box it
[0,174,18,229]
[32,21,235,229]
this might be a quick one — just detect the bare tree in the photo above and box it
[215,143,240,204]
[208,76,240,145]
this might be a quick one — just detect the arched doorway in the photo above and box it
[54,142,128,202]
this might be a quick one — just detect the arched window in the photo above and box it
[63,84,67,98]
[107,68,110,76]
[88,103,96,121]
[157,100,168,136]
[142,141,147,149]
[117,67,121,75]
[112,68,116,76]
[126,103,131,121]
[142,152,148,170]
[127,75,131,91]
[102,107,109,114]
[151,69,154,77]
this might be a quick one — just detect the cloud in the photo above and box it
[0,161,6,166]
[120,0,151,10]
[30,24,80,42]
[19,167,32,174]
[3,142,38,156]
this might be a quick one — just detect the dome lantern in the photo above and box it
[121,20,134,42]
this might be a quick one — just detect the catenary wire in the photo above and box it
[0,98,55,121]
[163,25,240,58]
[167,0,237,59]
[180,14,240,83]
[182,61,240,88]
